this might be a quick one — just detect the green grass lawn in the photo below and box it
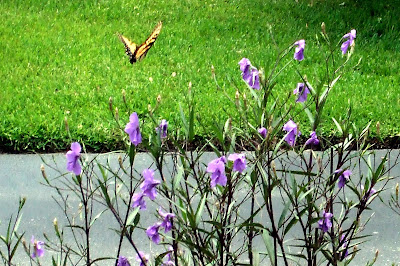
[0,0,399,152]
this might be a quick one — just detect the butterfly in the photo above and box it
[118,21,162,64]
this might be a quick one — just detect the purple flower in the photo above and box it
[305,131,320,146]
[146,222,162,244]
[335,169,352,189]
[318,211,333,233]
[66,142,82,175]
[125,112,142,146]
[228,153,247,173]
[293,83,310,103]
[117,256,131,266]
[294,39,305,61]
[238,58,260,90]
[258,127,267,138]
[341,29,356,54]
[157,119,168,138]
[159,208,175,233]
[131,192,147,210]
[283,120,301,147]
[140,169,161,200]
[340,234,349,259]
[136,251,150,266]
[206,156,227,188]
[361,185,377,200]
[31,236,45,258]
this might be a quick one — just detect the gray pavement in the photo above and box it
[0,151,400,265]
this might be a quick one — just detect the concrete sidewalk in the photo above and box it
[0,151,399,265]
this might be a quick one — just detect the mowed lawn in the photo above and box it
[0,0,399,151]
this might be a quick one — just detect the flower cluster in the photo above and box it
[146,208,175,244]
[206,153,247,188]
[318,211,333,233]
[132,169,161,210]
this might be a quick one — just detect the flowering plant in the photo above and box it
[9,25,397,266]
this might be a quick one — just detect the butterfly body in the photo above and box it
[119,21,162,63]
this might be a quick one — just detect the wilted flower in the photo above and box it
[206,156,227,188]
[157,119,168,138]
[117,256,131,266]
[131,192,147,210]
[31,236,45,258]
[140,169,161,200]
[258,127,267,138]
[124,112,142,146]
[146,222,162,244]
[66,142,82,175]
[159,208,175,233]
[340,234,349,259]
[294,39,305,61]
[341,29,356,54]
[283,120,301,147]
[318,211,333,233]
[136,251,150,266]
[305,131,320,146]
[228,153,247,173]
[163,246,175,266]
[238,58,260,90]
[335,169,352,189]
[293,83,310,103]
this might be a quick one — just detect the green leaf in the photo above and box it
[278,201,290,228]
[195,194,207,226]
[89,210,106,227]
[126,207,140,226]
[173,165,184,190]
[332,118,343,135]
[262,229,275,266]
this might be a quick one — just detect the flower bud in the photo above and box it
[271,161,277,177]
[64,117,69,132]
[171,72,176,77]
[157,94,162,103]
[321,22,326,35]
[148,104,152,114]
[211,65,215,78]
[122,89,126,101]
[41,164,48,182]
[108,96,113,111]
[149,77,153,82]
[115,107,119,121]
[243,93,247,109]
[118,155,124,169]
[235,90,240,107]
[376,121,380,136]
[396,183,399,201]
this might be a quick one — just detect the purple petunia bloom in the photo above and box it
[283,120,301,147]
[31,236,45,258]
[258,127,267,138]
[341,29,356,54]
[131,192,147,210]
[125,112,142,146]
[117,256,131,266]
[293,83,310,103]
[136,251,150,266]
[146,222,162,244]
[157,119,168,138]
[140,169,161,200]
[159,208,175,233]
[305,131,320,146]
[66,142,82,175]
[318,211,333,233]
[335,169,352,189]
[206,156,227,188]
[228,153,247,173]
[239,58,260,90]
[294,39,305,61]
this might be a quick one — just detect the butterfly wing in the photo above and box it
[118,34,137,64]
[134,21,163,62]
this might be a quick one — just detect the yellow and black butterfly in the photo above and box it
[118,21,162,64]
